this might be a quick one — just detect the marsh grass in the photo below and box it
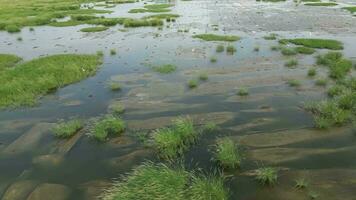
[80,26,109,32]
[151,64,176,74]
[123,18,163,27]
[93,115,125,141]
[210,57,217,63]
[270,46,280,51]
[288,79,301,87]
[327,85,345,97]
[101,162,228,200]
[255,167,278,186]
[188,79,198,88]
[280,38,343,50]
[52,119,83,138]
[216,45,225,53]
[285,59,298,68]
[305,2,337,6]
[0,54,22,70]
[295,46,315,54]
[193,34,240,42]
[152,117,199,159]
[263,33,277,40]
[295,178,309,189]
[129,4,172,13]
[0,54,102,108]
[254,46,260,52]
[109,102,125,115]
[109,82,121,91]
[315,78,327,86]
[110,49,117,55]
[144,14,179,20]
[226,45,237,54]
[237,88,249,96]
[343,7,356,13]
[214,138,241,169]
[316,52,352,80]
[203,122,218,131]
[308,68,317,77]
[199,73,208,81]
[281,47,297,56]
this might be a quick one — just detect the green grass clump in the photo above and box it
[237,88,249,96]
[80,26,109,32]
[295,46,315,54]
[0,54,102,108]
[188,79,198,88]
[315,78,327,86]
[110,49,117,55]
[110,102,125,115]
[52,119,83,138]
[128,4,172,13]
[263,33,277,40]
[188,175,229,200]
[295,178,309,189]
[226,45,237,54]
[308,68,317,77]
[343,7,356,13]
[193,34,240,42]
[316,51,342,66]
[214,138,241,168]
[101,162,228,200]
[5,25,21,33]
[93,116,125,141]
[280,38,343,50]
[285,59,298,68]
[123,18,163,27]
[216,45,225,53]
[327,85,346,97]
[144,14,180,19]
[281,47,297,56]
[288,79,301,87]
[151,64,177,74]
[270,46,280,51]
[0,54,22,70]
[255,167,278,186]
[199,73,208,81]
[102,162,188,200]
[153,117,198,159]
[109,82,121,91]
[305,2,337,6]
[329,59,352,80]
[210,57,217,63]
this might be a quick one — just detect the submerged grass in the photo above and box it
[80,26,109,32]
[93,115,125,141]
[316,52,352,80]
[129,4,173,13]
[280,38,343,50]
[101,162,228,200]
[304,2,337,6]
[255,167,278,186]
[193,34,240,42]
[0,54,22,70]
[343,7,356,13]
[152,117,199,160]
[52,119,83,138]
[0,54,102,108]
[151,64,176,74]
[214,138,241,169]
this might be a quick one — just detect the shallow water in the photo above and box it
[0,0,356,199]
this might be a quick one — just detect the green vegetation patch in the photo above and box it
[152,117,199,159]
[52,119,83,138]
[343,7,356,13]
[0,54,102,108]
[193,34,240,42]
[151,64,177,74]
[144,14,179,19]
[255,167,278,185]
[123,18,163,27]
[80,26,109,32]
[0,0,112,32]
[304,2,338,6]
[214,138,241,168]
[93,115,125,141]
[295,46,315,54]
[263,33,278,40]
[0,54,22,70]
[316,52,352,80]
[279,38,343,50]
[129,4,173,13]
[101,162,228,200]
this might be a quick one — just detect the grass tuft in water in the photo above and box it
[152,116,199,159]
[287,79,301,87]
[188,174,229,200]
[109,82,121,91]
[308,68,317,77]
[188,79,199,88]
[80,26,109,32]
[199,73,208,81]
[151,64,177,74]
[93,116,125,141]
[210,57,217,63]
[237,88,249,96]
[52,119,83,138]
[216,45,225,53]
[263,33,277,40]
[255,167,278,186]
[109,102,125,115]
[279,38,343,50]
[226,45,237,54]
[285,59,298,68]
[295,178,309,189]
[315,78,327,86]
[110,49,117,55]
[193,34,240,42]
[214,138,241,169]
[295,46,315,54]
[304,2,337,6]
[281,47,297,56]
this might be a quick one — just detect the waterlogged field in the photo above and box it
[0,0,356,199]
